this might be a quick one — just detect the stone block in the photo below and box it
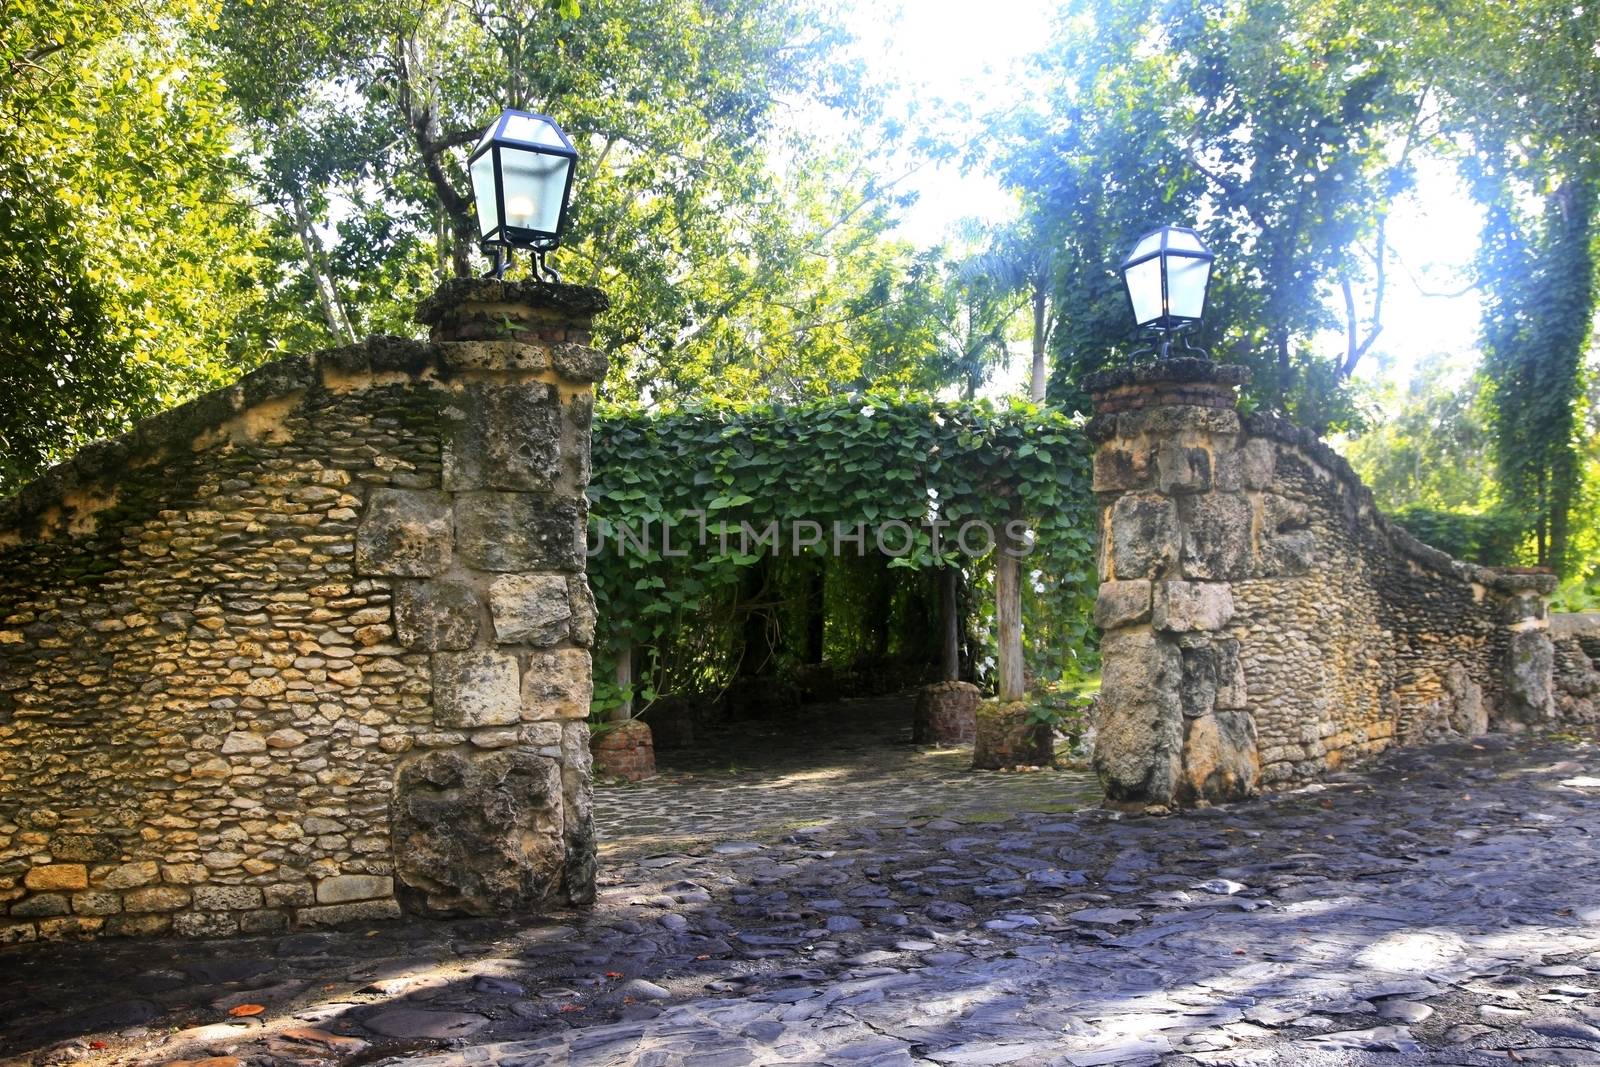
[71,891,122,916]
[160,863,209,884]
[1156,442,1211,494]
[25,864,87,891]
[1176,710,1261,805]
[394,580,481,651]
[1108,493,1179,580]
[1180,642,1219,718]
[438,339,553,372]
[1259,493,1315,575]
[521,647,593,721]
[46,834,118,861]
[221,731,266,754]
[173,912,238,938]
[1093,629,1184,807]
[391,749,566,914]
[1214,638,1247,709]
[193,884,265,910]
[1094,579,1152,631]
[123,886,190,913]
[1177,493,1252,579]
[568,577,597,648]
[1239,436,1276,489]
[266,728,308,749]
[106,914,170,937]
[1091,446,1150,493]
[315,875,394,904]
[454,492,584,572]
[552,341,609,383]
[239,909,289,935]
[0,922,37,944]
[97,861,158,890]
[356,489,453,576]
[293,900,403,927]
[263,882,314,908]
[1154,580,1234,633]
[1504,628,1555,723]
[11,893,69,918]
[38,916,103,940]
[433,650,522,728]
[489,574,571,645]
[443,383,562,492]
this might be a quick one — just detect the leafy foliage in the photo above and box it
[0,0,285,492]
[999,0,1431,430]
[586,396,1098,710]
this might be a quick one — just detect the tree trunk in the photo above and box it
[1029,285,1048,402]
[612,643,633,723]
[995,521,1025,702]
[288,194,356,344]
[939,566,961,682]
[806,559,826,663]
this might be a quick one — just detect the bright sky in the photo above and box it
[840,0,1488,401]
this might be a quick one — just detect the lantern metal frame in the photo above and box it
[1118,224,1215,360]
[467,108,579,281]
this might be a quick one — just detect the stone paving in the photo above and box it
[593,695,1104,856]
[6,731,1600,1066]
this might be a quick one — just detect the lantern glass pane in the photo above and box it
[1168,256,1210,320]
[474,124,497,157]
[502,113,567,150]
[1165,228,1207,254]
[1125,256,1164,326]
[1131,231,1163,260]
[500,147,570,234]
[470,150,499,238]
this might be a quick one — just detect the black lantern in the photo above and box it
[1118,224,1215,358]
[467,109,578,280]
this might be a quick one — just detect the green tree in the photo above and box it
[1000,0,1434,430]
[206,0,944,401]
[0,0,278,492]
[1439,0,1600,577]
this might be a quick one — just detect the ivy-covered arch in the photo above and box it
[586,393,1099,720]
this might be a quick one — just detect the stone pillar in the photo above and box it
[1084,359,1261,811]
[1495,568,1558,726]
[363,279,606,914]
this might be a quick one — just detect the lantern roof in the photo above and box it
[1120,225,1213,269]
[470,109,578,163]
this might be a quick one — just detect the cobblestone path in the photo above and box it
[593,695,1104,856]
[6,732,1600,1066]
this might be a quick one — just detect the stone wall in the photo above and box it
[1087,360,1558,811]
[0,280,606,942]
[1553,613,1600,722]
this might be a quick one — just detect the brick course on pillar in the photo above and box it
[1086,357,1558,813]
[0,278,606,941]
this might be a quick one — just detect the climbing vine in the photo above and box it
[586,393,1098,713]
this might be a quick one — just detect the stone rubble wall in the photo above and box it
[0,280,607,942]
[1087,360,1557,810]
[1553,613,1600,722]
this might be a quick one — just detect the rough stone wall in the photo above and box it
[0,280,606,942]
[1087,360,1557,811]
[1553,613,1600,722]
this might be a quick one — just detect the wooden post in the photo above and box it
[995,520,1025,702]
[612,642,634,723]
[939,566,961,682]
